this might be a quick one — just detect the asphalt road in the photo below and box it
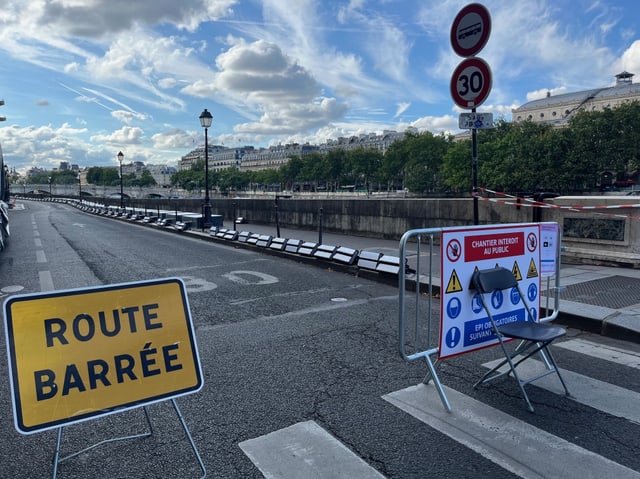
[1,200,639,479]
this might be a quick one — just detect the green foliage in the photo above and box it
[86,166,120,186]
[30,169,81,185]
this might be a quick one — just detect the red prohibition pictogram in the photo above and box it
[446,239,462,262]
[527,232,538,252]
[450,3,492,58]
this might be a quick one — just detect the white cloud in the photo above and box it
[37,0,237,38]
[183,39,349,134]
[90,126,144,145]
[151,128,199,149]
[0,123,88,171]
[394,103,411,118]
[618,40,640,75]
[112,110,150,124]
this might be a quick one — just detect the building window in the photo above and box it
[540,113,544,118]
[552,111,557,117]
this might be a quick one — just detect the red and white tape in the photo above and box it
[473,188,640,220]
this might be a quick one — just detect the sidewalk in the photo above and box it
[220,221,640,344]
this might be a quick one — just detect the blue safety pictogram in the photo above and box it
[527,282,538,302]
[446,327,462,349]
[472,293,483,314]
[491,289,503,309]
[447,297,462,319]
[510,287,520,305]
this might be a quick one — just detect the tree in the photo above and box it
[138,170,156,187]
[86,166,120,186]
[399,132,450,193]
[442,139,472,193]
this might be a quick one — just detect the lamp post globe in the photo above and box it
[117,151,124,210]
[199,109,213,230]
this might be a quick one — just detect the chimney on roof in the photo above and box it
[546,91,551,98]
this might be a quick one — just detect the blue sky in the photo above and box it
[1,0,640,174]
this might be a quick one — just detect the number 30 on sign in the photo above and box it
[450,57,492,109]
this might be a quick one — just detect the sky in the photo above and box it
[1,0,640,175]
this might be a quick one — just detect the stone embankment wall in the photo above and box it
[74,194,640,268]
[545,195,640,268]
[141,196,532,239]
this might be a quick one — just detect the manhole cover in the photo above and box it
[559,275,640,309]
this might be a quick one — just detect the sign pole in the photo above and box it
[450,3,492,227]
[472,107,479,225]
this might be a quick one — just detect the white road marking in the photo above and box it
[482,357,640,424]
[39,271,54,291]
[555,338,640,369]
[384,384,640,479]
[239,420,385,479]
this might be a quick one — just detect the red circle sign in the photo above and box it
[450,57,492,109]
[450,3,491,57]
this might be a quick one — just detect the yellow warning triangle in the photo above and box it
[446,269,464,293]
[527,258,538,279]
[512,261,523,281]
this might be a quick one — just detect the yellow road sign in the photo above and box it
[3,278,203,434]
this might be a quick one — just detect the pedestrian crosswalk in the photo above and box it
[556,338,640,369]
[240,338,640,478]
[239,421,385,479]
[383,383,639,479]
[481,356,640,422]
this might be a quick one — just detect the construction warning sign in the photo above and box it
[439,224,541,359]
[3,278,203,434]
[446,270,464,293]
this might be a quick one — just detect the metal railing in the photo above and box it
[397,223,562,412]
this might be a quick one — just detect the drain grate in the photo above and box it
[560,275,640,309]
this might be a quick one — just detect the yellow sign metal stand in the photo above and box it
[3,277,206,478]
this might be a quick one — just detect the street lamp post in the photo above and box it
[199,108,213,230]
[78,173,82,204]
[117,151,124,210]
[48,176,52,197]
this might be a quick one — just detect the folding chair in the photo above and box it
[471,267,570,412]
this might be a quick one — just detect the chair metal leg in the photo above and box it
[541,346,571,397]
[475,340,573,413]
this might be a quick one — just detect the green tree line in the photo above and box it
[27,167,157,187]
[21,101,640,196]
[171,101,640,196]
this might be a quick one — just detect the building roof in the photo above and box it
[513,72,640,114]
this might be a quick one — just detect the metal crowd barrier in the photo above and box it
[397,223,563,412]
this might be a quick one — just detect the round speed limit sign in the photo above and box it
[450,57,492,109]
